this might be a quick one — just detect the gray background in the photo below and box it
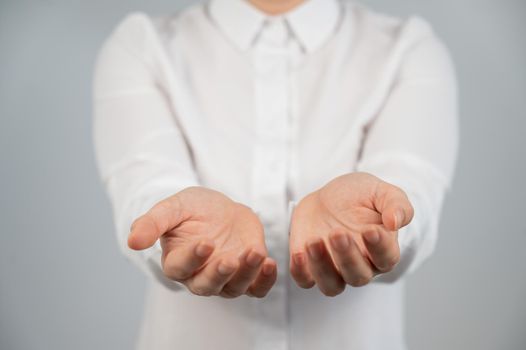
[1,0,525,349]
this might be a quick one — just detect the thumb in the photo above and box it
[374,181,414,231]
[127,196,185,250]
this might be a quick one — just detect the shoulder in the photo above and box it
[98,4,208,58]
[346,1,437,47]
[344,1,455,80]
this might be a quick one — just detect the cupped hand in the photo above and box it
[128,186,277,298]
[289,172,414,296]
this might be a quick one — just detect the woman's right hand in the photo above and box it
[127,186,277,298]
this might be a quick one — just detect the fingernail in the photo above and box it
[195,243,213,257]
[246,250,265,267]
[307,241,323,260]
[262,262,274,276]
[395,210,404,229]
[293,252,305,266]
[330,233,349,251]
[365,231,380,245]
[130,221,136,232]
[218,262,236,275]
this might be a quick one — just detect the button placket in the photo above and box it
[252,51,290,229]
[250,19,292,350]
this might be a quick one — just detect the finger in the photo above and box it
[328,228,374,287]
[128,196,186,250]
[247,258,277,298]
[374,181,414,231]
[220,247,266,298]
[363,226,400,273]
[289,221,315,288]
[185,257,239,296]
[289,251,315,289]
[306,238,345,297]
[162,240,215,281]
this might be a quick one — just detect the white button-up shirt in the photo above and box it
[93,0,458,349]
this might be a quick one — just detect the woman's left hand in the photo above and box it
[289,172,414,296]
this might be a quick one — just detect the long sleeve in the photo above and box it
[356,25,459,283]
[92,13,199,290]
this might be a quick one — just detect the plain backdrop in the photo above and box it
[1,0,525,349]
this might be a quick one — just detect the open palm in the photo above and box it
[289,172,414,296]
[129,187,277,298]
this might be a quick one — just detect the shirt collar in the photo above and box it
[208,0,342,53]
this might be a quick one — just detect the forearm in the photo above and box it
[93,14,200,289]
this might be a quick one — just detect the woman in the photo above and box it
[93,0,458,349]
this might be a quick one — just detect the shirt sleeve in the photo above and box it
[92,13,199,291]
[355,21,459,283]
